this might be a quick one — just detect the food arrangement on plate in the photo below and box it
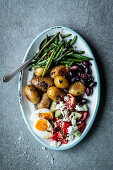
[24,32,97,148]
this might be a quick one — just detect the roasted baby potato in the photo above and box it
[35,67,44,77]
[54,76,69,89]
[37,93,51,109]
[47,86,66,101]
[31,77,54,92]
[24,85,40,104]
[68,81,85,96]
[50,65,69,78]
[35,67,50,77]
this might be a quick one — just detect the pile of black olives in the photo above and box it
[67,61,97,96]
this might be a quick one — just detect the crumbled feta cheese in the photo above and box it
[55,101,66,110]
[77,121,81,124]
[62,117,69,121]
[67,126,78,135]
[67,126,78,141]
[55,101,69,119]
[50,141,61,148]
[71,117,76,126]
[68,135,74,141]
[64,109,68,115]
[75,105,84,111]
[75,104,88,111]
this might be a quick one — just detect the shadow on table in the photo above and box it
[64,33,107,153]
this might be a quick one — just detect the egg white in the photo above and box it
[30,109,53,138]
[33,118,53,138]
[30,108,51,122]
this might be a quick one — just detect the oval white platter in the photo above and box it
[18,26,100,150]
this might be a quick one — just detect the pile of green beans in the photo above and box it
[31,32,93,76]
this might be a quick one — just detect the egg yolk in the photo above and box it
[35,119,48,131]
[39,112,53,120]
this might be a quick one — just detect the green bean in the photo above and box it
[44,44,55,53]
[58,41,65,45]
[60,61,71,64]
[71,54,93,60]
[68,48,74,51]
[53,42,64,59]
[45,34,49,43]
[60,49,65,56]
[33,59,48,67]
[54,37,59,44]
[61,33,72,38]
[54,46,64,59]
[68,61,73,67]
[42,50,55,77]
[64,58,84,62]
[61,61,73,67]
[70,35,77,46]
[66,52,73,56]
[52,43,59,47]
[34,32,60,61]
[65,39,72,48]
[35,52,47,62]
[33,64,43,68]
[74,50,85,54]
[56,50,71,62]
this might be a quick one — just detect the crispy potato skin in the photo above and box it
[31,77,54,92]
[24,85,40,104]
[68,81,85,96]
[54,76,69,89]
[47,86,66,101]
[35,67,44,77]
[50,65,69,78]
[37,93,51,109]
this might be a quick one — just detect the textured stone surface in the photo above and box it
[0,0,113,170]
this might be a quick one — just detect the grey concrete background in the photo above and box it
[0,0,113,170]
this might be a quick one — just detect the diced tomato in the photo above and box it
[81,112,88,121]
[51,132,57,141]
[62,121,72,134]
[61,139,68,144]
[77,122,86,133]
[55,117,59,122]
[51,131,63,141]
[55,118,71,134]
[65,94,77,110]
[57,132,63,140]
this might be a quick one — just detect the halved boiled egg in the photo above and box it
[33,118,53,138]
[30,108,53,122]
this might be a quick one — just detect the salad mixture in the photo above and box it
[24,32,97,147]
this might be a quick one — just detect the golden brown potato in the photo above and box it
[35,67,44,77]
[68,81,85,96]
[31,77,54,92]
[34,67,50,77]
[37,93,51,109]
[54,76,69,89]
[24,85,40,104]
[47,86,66,101]
[50,65,69,78]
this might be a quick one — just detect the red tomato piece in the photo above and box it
[65,94,77,110]
[77,122,86,133]
[57,132,63,140]
[61,139,68,144]
[81,112,88,121]
[55,119,71,134]
[51,132,57,141]
[51,131,63,141]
